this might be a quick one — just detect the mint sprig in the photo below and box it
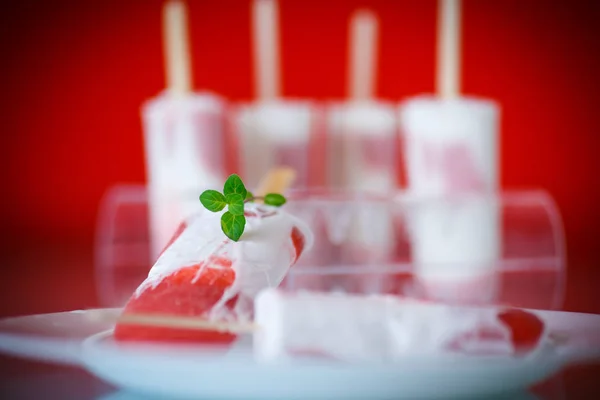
[199,174,287,241]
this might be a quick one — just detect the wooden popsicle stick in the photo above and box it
[163,0,192,95]
[252,0,281,100]
[437,0,461,99]
[117,313,258,334]
[348,9,378,101]
[253,166,297,197]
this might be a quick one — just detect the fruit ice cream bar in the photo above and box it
[254,289,544,362]
[114,202,313,344]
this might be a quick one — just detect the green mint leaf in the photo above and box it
[221,211,246,241]
[225,193,244,204]
[264,193,287,207]
[245,191,254,201]
[199,190,227,212]
[223,174,247,198]
[225,193,245,216]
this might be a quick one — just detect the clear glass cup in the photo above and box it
[94,188,565,311]
[94,185,151,307]
[282,189,566,310]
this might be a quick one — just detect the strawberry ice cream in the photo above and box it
[114,203,313,343]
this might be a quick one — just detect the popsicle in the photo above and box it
[333,9,397,196]
[400,0,501,302]
[237,0,320,191]
[329,102,397,262]
[254,289,545,363]
[400,96,500,299]
[114,173,313,344]
[144,1,229,258]
[326,10,397,267]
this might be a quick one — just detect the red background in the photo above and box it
[1,0,599,316]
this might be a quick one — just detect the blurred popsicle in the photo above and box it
[327,10,397,267]
[341,11,397,195]
[144,1,228,259]
[237,101,316,190]
[401,0,501,302]
[238,0,318,190]
[254,289,545,362]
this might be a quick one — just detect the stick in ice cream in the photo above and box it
[114,168,313,343]
[253,167,296,202]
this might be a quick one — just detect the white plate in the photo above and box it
[0,308,120,365]
[82,330,563,400]
[1,308,600,399]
